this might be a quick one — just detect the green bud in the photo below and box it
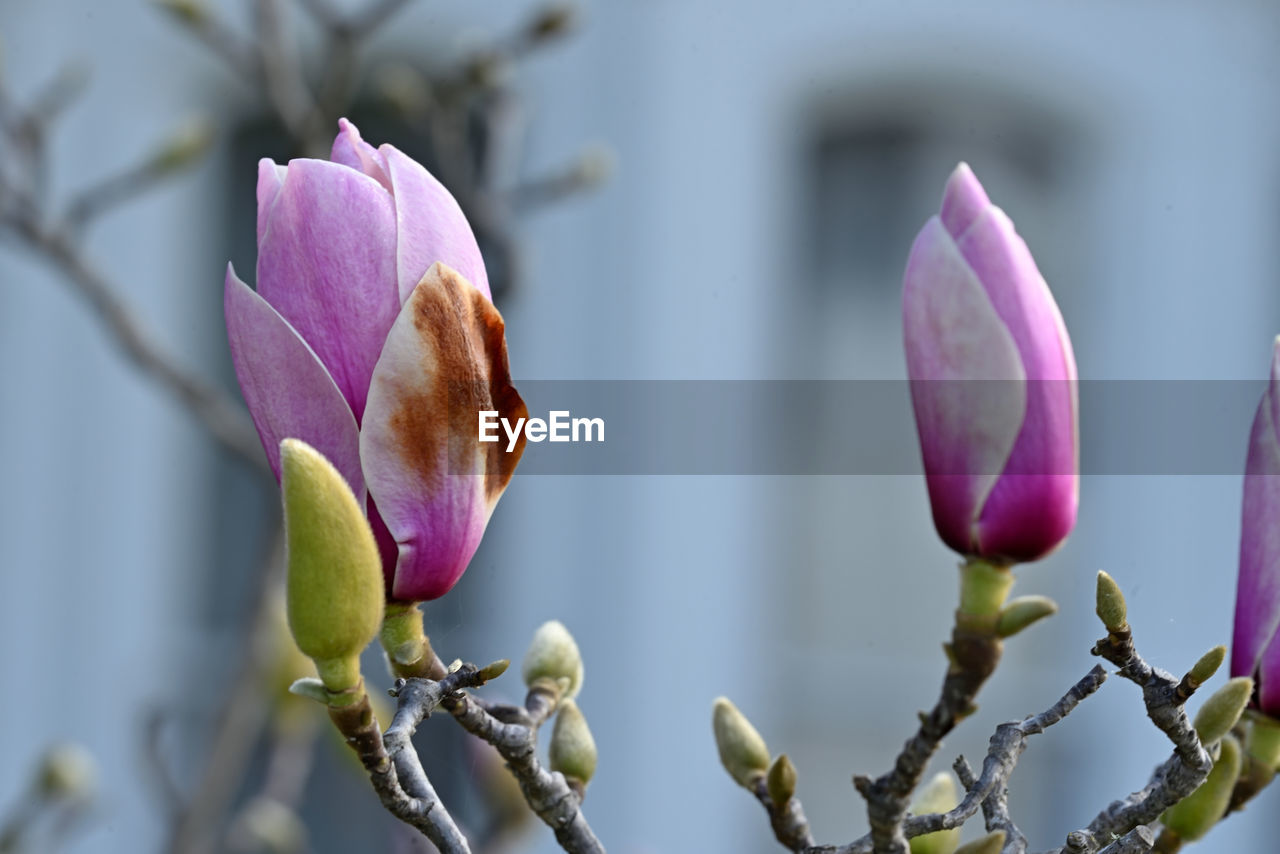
[908,772,961,854]
[1246,712,1280,770]
[995,595,1058,638]
[36,743,96,802]
[154,0,208,25]
[952,831,1005,854]
[1161,733,1242,841]
[549,699,597,787]
[1194,677,1254,746]
[232,797,306,854]
[529,2,577,39]
[522,620,584,699]
[1095,571,1127,633]
[1186,645,1227,688]
[712,697,770,789]
[282,438,384,693]
[766,754,797,807]
[150,116,214,174]
[479,659,510,682]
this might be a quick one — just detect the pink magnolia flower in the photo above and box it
[1231,339,1280,714]
[225,119,527,601]
[902,163,1078,563]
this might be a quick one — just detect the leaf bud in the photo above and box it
[1095,571,1127,633]
[1160,733,1242,841]
[766,754,797,807]
[1194,677,1254,746]
[712,697,770,789]
[282,438,384,693]
[36,743,96,802]
[522,620,583,699]
[549,699,597,789]
[908,772,961,854]
[1185,645,1227,689]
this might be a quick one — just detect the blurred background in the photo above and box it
[2,0,1279,852]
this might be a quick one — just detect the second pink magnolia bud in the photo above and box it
[902,164,1078,564]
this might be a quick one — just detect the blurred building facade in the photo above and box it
[2,1,1279,852]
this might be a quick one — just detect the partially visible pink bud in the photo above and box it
[1231,339,1280,715]
[902,164,1078,563]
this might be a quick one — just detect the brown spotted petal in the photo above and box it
[359,263,527,601]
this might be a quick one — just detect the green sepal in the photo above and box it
[712,697,770,789]
[1246,711,1280,770]
[287,677,331,705]
[281,438,384,689]
[1160,733,1242,840]
[995,595,1058,638]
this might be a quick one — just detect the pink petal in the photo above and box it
[939,162,989,239]
[1233,355,1280,698]
[330,118,391,192]
[360,263,525,601]
[256,158,401,421]
[380,144,490,303]
[903,217,1026,555]
[224,265,364,502]
[256,159,288,247]
[951,207,1078,560]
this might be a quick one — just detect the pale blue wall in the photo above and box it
[1,1,1278,852]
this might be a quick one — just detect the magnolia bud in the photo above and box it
[953,831,1005,854]
[36,743,96,802]
[1194,677,1254,746]
[150,116,214,174]
[522,620,584,699]
[1186,645,1227,690]
[154,0,208,25]
[282,439,384,694]
[231,797,306,854]
[1095,571,1127,633]
[549,699,597,789]
[995,595,1058,638]
[766,754,797,807]
[712,697,770,789]
[908,773,961,854]
[1161,733,1242,841]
